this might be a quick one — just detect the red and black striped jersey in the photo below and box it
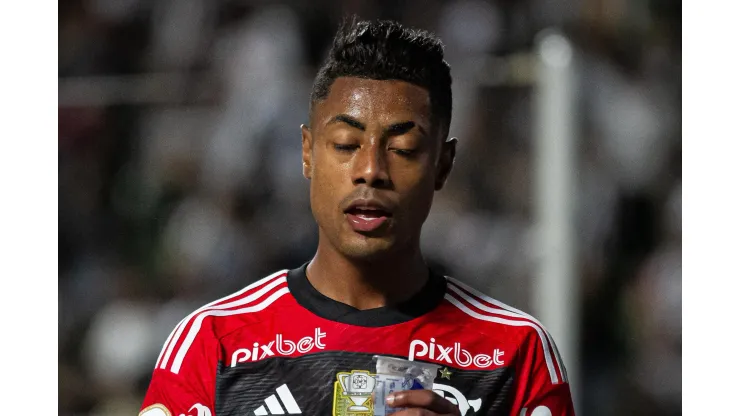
[140,263,575,416]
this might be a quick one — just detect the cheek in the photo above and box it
[310,165,347,220]
[409,184,435,213]
[398,171,437,219]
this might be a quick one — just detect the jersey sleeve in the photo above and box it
[511,327,576,416]
[139,318,221,416]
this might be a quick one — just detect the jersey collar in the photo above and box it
[287,262,447,327]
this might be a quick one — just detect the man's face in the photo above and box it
[302,77,455,260]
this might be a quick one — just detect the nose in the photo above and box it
[351,143,391,188]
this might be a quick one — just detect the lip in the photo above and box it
[344,199,394,216]
[343,199,393,233]
[346,212,389,232]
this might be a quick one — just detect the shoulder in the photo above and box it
[442,275,545,341]
[442,275,568,384]
[154,269,291,374]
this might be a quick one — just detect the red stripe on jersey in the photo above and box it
[445,287,533,324]
[446,279,564,340]
[156,270,289,370]
[169,283,291,374]
[444,278,566,384]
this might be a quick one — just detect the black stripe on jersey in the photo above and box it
[287,262,448,327]
[215,350,514,416]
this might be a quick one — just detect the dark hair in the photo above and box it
[310,17,453,139]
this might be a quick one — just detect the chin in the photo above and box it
[338,238,398,261]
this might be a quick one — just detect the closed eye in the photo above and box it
[391,148,416,157]
[334,144,359,153]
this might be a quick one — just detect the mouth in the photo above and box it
[343,201,393,233]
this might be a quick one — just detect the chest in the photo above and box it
[214,325,517,416]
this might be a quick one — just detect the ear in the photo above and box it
[435,137,457,191]
[301,124,313,179]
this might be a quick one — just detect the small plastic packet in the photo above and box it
[371,355,440,416]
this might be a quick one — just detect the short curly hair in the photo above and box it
[310,17,453,139]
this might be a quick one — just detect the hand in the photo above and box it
[385,389,461,416]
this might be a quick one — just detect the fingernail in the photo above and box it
[385,394,395,405]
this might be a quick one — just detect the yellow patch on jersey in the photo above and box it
[332,370,376,416]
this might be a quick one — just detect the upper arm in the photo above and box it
[139,316,221,416]
[511,328,575,416]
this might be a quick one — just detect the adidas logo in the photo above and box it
[252,384,302,415]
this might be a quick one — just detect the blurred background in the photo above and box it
[58,0,681,415]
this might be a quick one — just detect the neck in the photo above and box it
[306,237,429,310]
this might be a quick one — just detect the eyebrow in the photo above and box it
[328,114,365,131]
[385,121,417,137]
[328,114,425,137]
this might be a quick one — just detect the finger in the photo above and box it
[387,409,437,416]
[386,389,460,415]
[388,407,460,416]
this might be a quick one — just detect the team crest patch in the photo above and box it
[332,370,377,416]
[139,403,172,416]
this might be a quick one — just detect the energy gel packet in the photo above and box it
[371,355,440,416]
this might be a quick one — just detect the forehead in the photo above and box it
[313,77,432,127]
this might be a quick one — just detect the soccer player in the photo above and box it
[140,18,575,416]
